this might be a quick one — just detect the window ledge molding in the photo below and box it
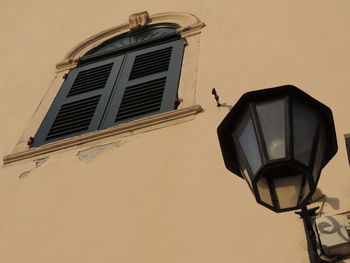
[4,105,202,165]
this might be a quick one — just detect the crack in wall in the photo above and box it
[35,157,49,168]
[19,170,31,179]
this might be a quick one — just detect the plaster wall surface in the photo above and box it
[0,1,350,262]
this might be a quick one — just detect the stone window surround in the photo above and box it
[3,11,205,165]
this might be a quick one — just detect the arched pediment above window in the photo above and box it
[56,11,205,71]
[80,24,180,65]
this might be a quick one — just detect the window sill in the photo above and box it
[4,105,202,165]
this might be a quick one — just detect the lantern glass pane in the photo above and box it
[256,99,286,160]
[257,176,273,206]
[313,123,326,183]
[233,135,255,183]
[235,111,262,175]
[293,99,318,166]
[242,168,252,188]
[274,174,303,209]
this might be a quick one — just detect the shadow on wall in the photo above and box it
[326,196,340,210]
[317,194,340,216]
[211,88,232,110]
[314,193,345,262]
[311,188,340,216]
[314,194,340,216]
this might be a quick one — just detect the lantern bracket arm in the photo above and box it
[295,205,324,263]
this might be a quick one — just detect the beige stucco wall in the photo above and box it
[0,1,350,262]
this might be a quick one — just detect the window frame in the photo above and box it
[4,11,205,164]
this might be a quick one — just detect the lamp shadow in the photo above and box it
[326,196,340,210]
[313,193,350,262]
[315,193,340,216]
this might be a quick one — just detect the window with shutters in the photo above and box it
[31,24,185,147]
[4,12,205,164]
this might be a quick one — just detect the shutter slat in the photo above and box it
[67,63,113,97]
[123,85,164,98]
[72,72,111,86]
[130,65,170,76]
[115,105,161,121]
[49,117,93,132]
[129,65,170,80]
[68,84,107,96]
[53,108,97,125]
[124,80,166,96]
[128,65,170,79]
[121,90,164,104]
[130,55,172,70]
[46,126,90,140]
[118,96,163,113]
[70,77,110,91]
[132,52,171,64]
[123,78,166,93]
[114,77,166,121]
[129,47,173,80]
[122,89,164,103]
[46,95,101,139]
[57,96,100,113]
[75,63,113,77]
[74,68,111,80]
[132,47,172,63]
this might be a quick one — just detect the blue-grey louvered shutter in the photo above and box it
[100,39,185,128]
[31,55,124,147]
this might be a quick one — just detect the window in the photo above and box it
[31,24,184,147]
[4,12,205,164]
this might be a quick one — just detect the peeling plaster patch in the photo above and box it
[77,142,122,163]
[34,157,49,167]
[19,170,31,179]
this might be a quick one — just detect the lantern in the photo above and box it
[217,85,337,212]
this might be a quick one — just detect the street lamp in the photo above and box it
[217,85,338,262]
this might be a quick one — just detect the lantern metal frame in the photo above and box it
[217,85,338,213]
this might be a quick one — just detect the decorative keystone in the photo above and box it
[129,11,150,30]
